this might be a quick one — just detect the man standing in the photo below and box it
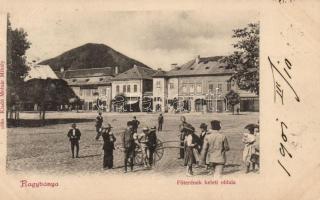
[148,126,158,167]
[131,116,140,133]
[158,114,164,131]
[200,120,230,179]
[199,123,208,151]
[67,123,81,158]
[95,112,103,140]
[178,116,191,159]
[122,121,135,173]
[102,124,116,169]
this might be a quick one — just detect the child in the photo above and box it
[242,127,257,173]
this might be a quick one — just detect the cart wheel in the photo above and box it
[154,139,164,161]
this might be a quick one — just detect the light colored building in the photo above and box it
[111,65,156,112]
[153,56,259,112]
[64,67,113,111]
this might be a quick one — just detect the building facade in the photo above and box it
[111,65,156,112]
[152,56,259,113]
[64,67,114,111]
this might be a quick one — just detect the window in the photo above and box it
[156,81,161,88]
[116,85,120,93]
[169,83,174,89]
[208,83,214,93]
[182,84,187,94]
[101,88,107,96]
[85,89,91,97]
[127,85,131,93]
[196,83,202,93]
[218,83,222,92]
[227,82,231,91]
[134,84,138,92]
[189,84,195,94]
[123,85,126,93]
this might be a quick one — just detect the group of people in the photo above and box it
[66,112,259,177]
[67,113,158,172]
[178,116,259,177]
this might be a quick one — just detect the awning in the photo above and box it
[127,100,139,105]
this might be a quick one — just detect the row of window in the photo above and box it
[115,84,138,94]
[180,82,231,95]
[79,88,108,97]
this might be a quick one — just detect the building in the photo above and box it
[64,67,114,111]
[152,56,259,112]
[111,65,156,112]
[25,64,58,81]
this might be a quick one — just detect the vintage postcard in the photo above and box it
[0,0,319,200]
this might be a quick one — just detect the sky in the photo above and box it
[9,9,259,70]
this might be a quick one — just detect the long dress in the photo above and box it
[242,133,256,164]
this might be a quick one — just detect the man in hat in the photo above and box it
[122,121,135,172]
[101,124,116,169]
[67,123,81,158]
[158,113,164,131]
[148,126,158,167]
[199,123,208,151]
[131,116,140,133]
[95,112,104,140]
[200,120,229,178]
[178,116,191,159]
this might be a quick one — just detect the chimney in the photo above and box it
[195,55,200,63]
[60,66,64,72]
[171,63,178,70]
[115,66,119,75]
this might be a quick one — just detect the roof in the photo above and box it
[25,64,58,81]
[63,67,113,79]
[164,56,234,77]
[65,76,113,86]
[152,69,168,77]
[112,65,157,81]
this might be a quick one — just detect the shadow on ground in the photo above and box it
[7,118,94,128]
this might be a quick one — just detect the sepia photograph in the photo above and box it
[6,10,260,178]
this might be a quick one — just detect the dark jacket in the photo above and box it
[102,130,116,151]
[67,128,81,142]
[96,115,103,127]
[148,131,157,149]
[131,120,140,132]
[199,130,208,149]
[122,127,134,149]
[158,116,164,123]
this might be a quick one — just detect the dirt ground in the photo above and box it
[6,111,259,177]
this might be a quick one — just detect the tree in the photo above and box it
[225,90,240,115]
[22,79,77,123]
[223,23,259,95]
[7,15,31,120]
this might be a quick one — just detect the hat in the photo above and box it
[106,123,113,128]
[200,123,207,129]
[150,126,156,131]
[183,125,195,133]
[142,127,149,131]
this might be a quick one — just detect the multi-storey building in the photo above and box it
[152,56,259,112]
[111,65,156,112]
[64,67,114,111]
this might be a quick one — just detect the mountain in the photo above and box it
[39,43,150,74]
